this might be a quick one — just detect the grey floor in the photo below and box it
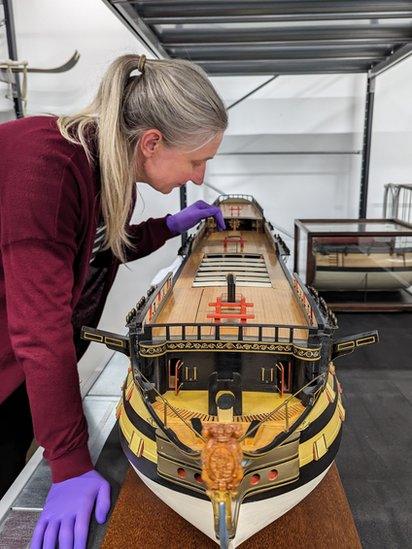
[335,313,412,549]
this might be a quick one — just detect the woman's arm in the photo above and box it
[1,237,93,481]
[123,215,176,263]
[123,201,225,263]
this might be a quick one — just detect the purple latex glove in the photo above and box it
[31,470,111,549]
[166,200,226,234]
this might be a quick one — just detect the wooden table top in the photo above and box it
[101,464,360,549]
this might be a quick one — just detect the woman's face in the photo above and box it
[135,130,223,194]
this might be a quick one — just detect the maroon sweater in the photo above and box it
[0,116,174,482]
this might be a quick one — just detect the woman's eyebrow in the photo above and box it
[196,156,214,162]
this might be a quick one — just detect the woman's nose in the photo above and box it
[192,166,205,185]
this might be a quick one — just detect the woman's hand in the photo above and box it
[166,200,226,235]
[31,470,111,549]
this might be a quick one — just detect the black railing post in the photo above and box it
[3,0,24,118]
[359,74,375,218]
[180,185,188,247]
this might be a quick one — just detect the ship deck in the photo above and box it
[152,390,305,451]
[220,201,262,220]
[153,227,314,341]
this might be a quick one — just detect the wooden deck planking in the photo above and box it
[152,288,203,338]
[153,221,312,336]
[220,202,261,220]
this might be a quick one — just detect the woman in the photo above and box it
[0,53,227,548]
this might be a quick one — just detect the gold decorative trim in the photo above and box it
[82,331,127,350]
[337,340,355,351]
[138,340,321,361]
[356,335,378,346]
[117,383,343,469]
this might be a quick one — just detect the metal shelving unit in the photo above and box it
[103,1,412,75]
[102,0,412,216]
[383,183,412,223]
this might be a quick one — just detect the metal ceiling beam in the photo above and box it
[146,13,412,25]
[369,42,412,76]
[168,44,392,61]
[101,0,168,58]
[114,1,412,19]
[164,38,407,49]
[160,25,412,46]
[198,58,375,76]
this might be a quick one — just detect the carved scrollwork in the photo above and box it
[138,340,321,361]
[201,423,243,494]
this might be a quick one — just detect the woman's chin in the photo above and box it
[142,181,174,194]
[168,182,184,194]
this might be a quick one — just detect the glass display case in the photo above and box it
[294,219,412,311]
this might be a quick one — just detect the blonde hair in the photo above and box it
[57,54,227,261]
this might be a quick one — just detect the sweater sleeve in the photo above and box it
[123,216,177,263]
[0,128,94,482]
[1,238,93,482]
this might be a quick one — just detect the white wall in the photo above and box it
[368,55,412,218]
[208,61,412,231]
[207,73,367,248]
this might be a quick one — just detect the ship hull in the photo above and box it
[119,419,342,546]
[131,459,332,547]
[117,364,344,542]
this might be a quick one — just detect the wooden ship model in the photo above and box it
[312,234,412,291]
[83,195,378,548]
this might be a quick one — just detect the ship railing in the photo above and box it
[292,274,322,327]
[240,372,326,447]
[151,371,327,452]
[215,193,264,214]
[144,321,319,345]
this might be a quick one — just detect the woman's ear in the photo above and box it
[138,129,163,158]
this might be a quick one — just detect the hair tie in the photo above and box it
[137,54,146,73]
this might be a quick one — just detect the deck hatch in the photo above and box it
[193,253,272,288]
